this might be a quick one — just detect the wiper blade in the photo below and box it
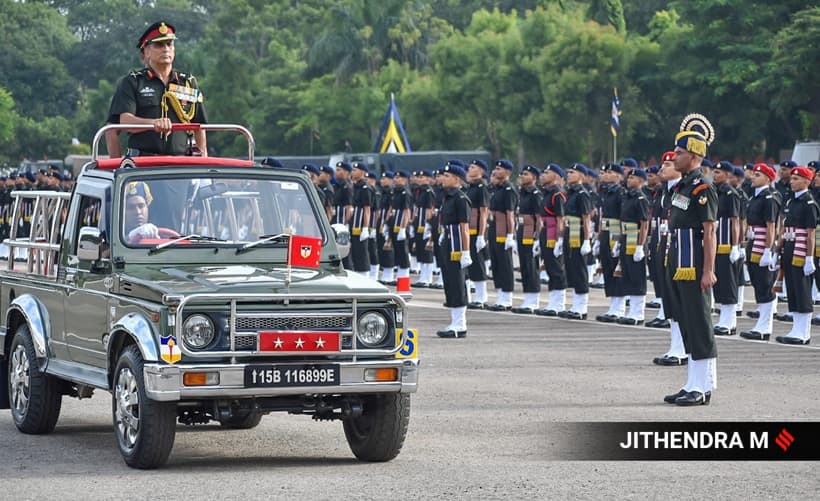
[149,234,225,254]
[236,233,289,254]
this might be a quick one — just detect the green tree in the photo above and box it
[0,87,16,145]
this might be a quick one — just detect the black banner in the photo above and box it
[549,422,820,460]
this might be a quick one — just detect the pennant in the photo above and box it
[288,235,322,268]
[610,87,621,137]
[374,94,411,153]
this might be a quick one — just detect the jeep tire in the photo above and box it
[219,411,263,430]
[112,344,176,469]
[343,393,410,461]
[7,324,62,434]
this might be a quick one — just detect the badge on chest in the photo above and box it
[671,193,690,210]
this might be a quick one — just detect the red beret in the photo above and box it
[752,163,776,181]
[661,151,676,162]
[790,166,815,180]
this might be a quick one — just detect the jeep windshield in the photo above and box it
[120,174,323,249]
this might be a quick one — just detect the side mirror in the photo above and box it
[331,223,350,259]
[77,226,102,261]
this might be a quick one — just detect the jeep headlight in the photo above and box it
[182,314,215,349]
[357,311,388,346]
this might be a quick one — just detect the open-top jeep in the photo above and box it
[0,124,418,469]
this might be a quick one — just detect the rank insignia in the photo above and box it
[160,335,181,364]
[698,195,708,205]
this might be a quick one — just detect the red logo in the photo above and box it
[774,428,795,452]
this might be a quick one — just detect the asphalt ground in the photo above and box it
[1,279,818,499]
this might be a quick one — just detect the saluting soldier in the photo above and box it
[411,171,436,287]
[535,164,568,316]
[774,165,818,345]
[512,165,543,314]
[486,160,518,311]
[711,161,743,336]
[377,171,396,284]
[739,163,779,340]
[436,164,473,338]
[662,114,718,406]
[390,171,413,282]
[558,163,593,320]
[348,162,373,274]
[465,160,491,309]
[595,163,626,323]
[617,168,650,324]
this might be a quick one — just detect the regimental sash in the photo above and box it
[622,222,639,255]
[493,210,510,242]
[717,216,732,254]
[566,215,582,248]
[469,208,480,236]
[518,215,536,245]
[815,225,820,256]
[672,228,698,281]
[448,224,463,261]
[785,226,809,267]
[351,207,364,236]
[603,218,621,248]
[749,225,768,263]
[542,216,558,248]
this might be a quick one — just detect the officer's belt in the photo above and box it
[621,222,639,255]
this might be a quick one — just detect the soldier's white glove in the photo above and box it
[438,232,445,245]
[381,224,389,237]
[128,223,159,241]
[532,239,541,257]
[803,258,816,276]
[729,245,741,263]
[580,239,592,256]
[371,228,378,239]
[633,245,645,262]
[768,252,780,271]
[746,228,755,240]
[659,222,668,235]
[408,225,415,238]
[460,252,473,269]
[359,227,370,241]
[759,248,773,267]
[475,235,487,252]
[592,238,601,257]
[397,227,406,241]
[611,241,620,258]
[422,224,431,240]
[553,238,564,257]
[504,234,516,251]
[238,224,249,240]
[739,247,746,261]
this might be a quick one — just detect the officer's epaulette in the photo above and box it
[692,184,710,195]
[505,186,512,191]
[129,68,149,78]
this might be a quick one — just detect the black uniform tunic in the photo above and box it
[745,186,778,304]
[517,185,543,294]
[713,182,741,304]
[563,183,592,293]
[390,185,412,269]
[108,68,207,155]
[466,179,490,282]
[598,183,624,297]
[412,185,435,264]
[368,184,381,266]
[377,186,395,269]
[432,185,447,269]
[539,184,567,291]
[332,179,353,226]
[618,188,649,295]
[663,168,718,360]
[781,191,819,313]
[488,180,517,292]
[349,179,373,272]
[440,187,470,308]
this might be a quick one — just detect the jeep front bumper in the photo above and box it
[143,358,419,402]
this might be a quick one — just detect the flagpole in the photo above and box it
[613,135,617,163]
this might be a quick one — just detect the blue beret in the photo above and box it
[53,172,65,181]
[744,162,755,170]
[602,162,624,175]
[301,163,320,176]
[620,158,638,168]
[732,166,745,178]
[700,158,714,168]
[382,170,395,178]
[420,169,434,178]
[588,168,599,179]
[38,168,48,175]
[647,165,660,174]
[262,157,284,168]
[335,161,352,172]
[715,161,735,172]
[441,163,466,180]
[25,171,36,182]
[494,159,514,171]
[629,168,647,180]
[352,161,368,171]
[521,164,540,177]
[447,159,465,167]
[0,176,6,181]
[543,163,565,178]
[808,160,820,171]
[9,172,17,180]
[320,164,334,175]
[50,163,61,171]
[569,162,589,175]
[780,160,797,169]
[396,170,411,179]
[366,170,376,179]
[469,159,488,171]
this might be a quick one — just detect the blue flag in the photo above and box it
[610,87,621,137]
[374,94,411,153]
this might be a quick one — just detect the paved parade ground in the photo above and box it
[2,285,818,499]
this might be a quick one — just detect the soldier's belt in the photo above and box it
[469,229,478,236]
[750,225,768,263]
[567,215,582,248]
[784,226,809,266]
[621,222,639,255]
[351,227,362,236]
[545,239,557,249]
[417,225,425,233]
[522,238,534,245]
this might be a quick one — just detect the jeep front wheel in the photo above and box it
[112,345,176,469]
[343,393,410,461]
[7,324,62,434]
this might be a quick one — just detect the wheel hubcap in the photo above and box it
[114,367,140,449]
[9,345,30,416]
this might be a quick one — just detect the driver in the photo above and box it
[124,181,160,242]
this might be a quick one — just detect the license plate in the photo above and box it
[244,364,340,387]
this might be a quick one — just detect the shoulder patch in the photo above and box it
[699,195,708,205]
[692,184,709,195]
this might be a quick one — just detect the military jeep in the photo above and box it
[0,124,418,469]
